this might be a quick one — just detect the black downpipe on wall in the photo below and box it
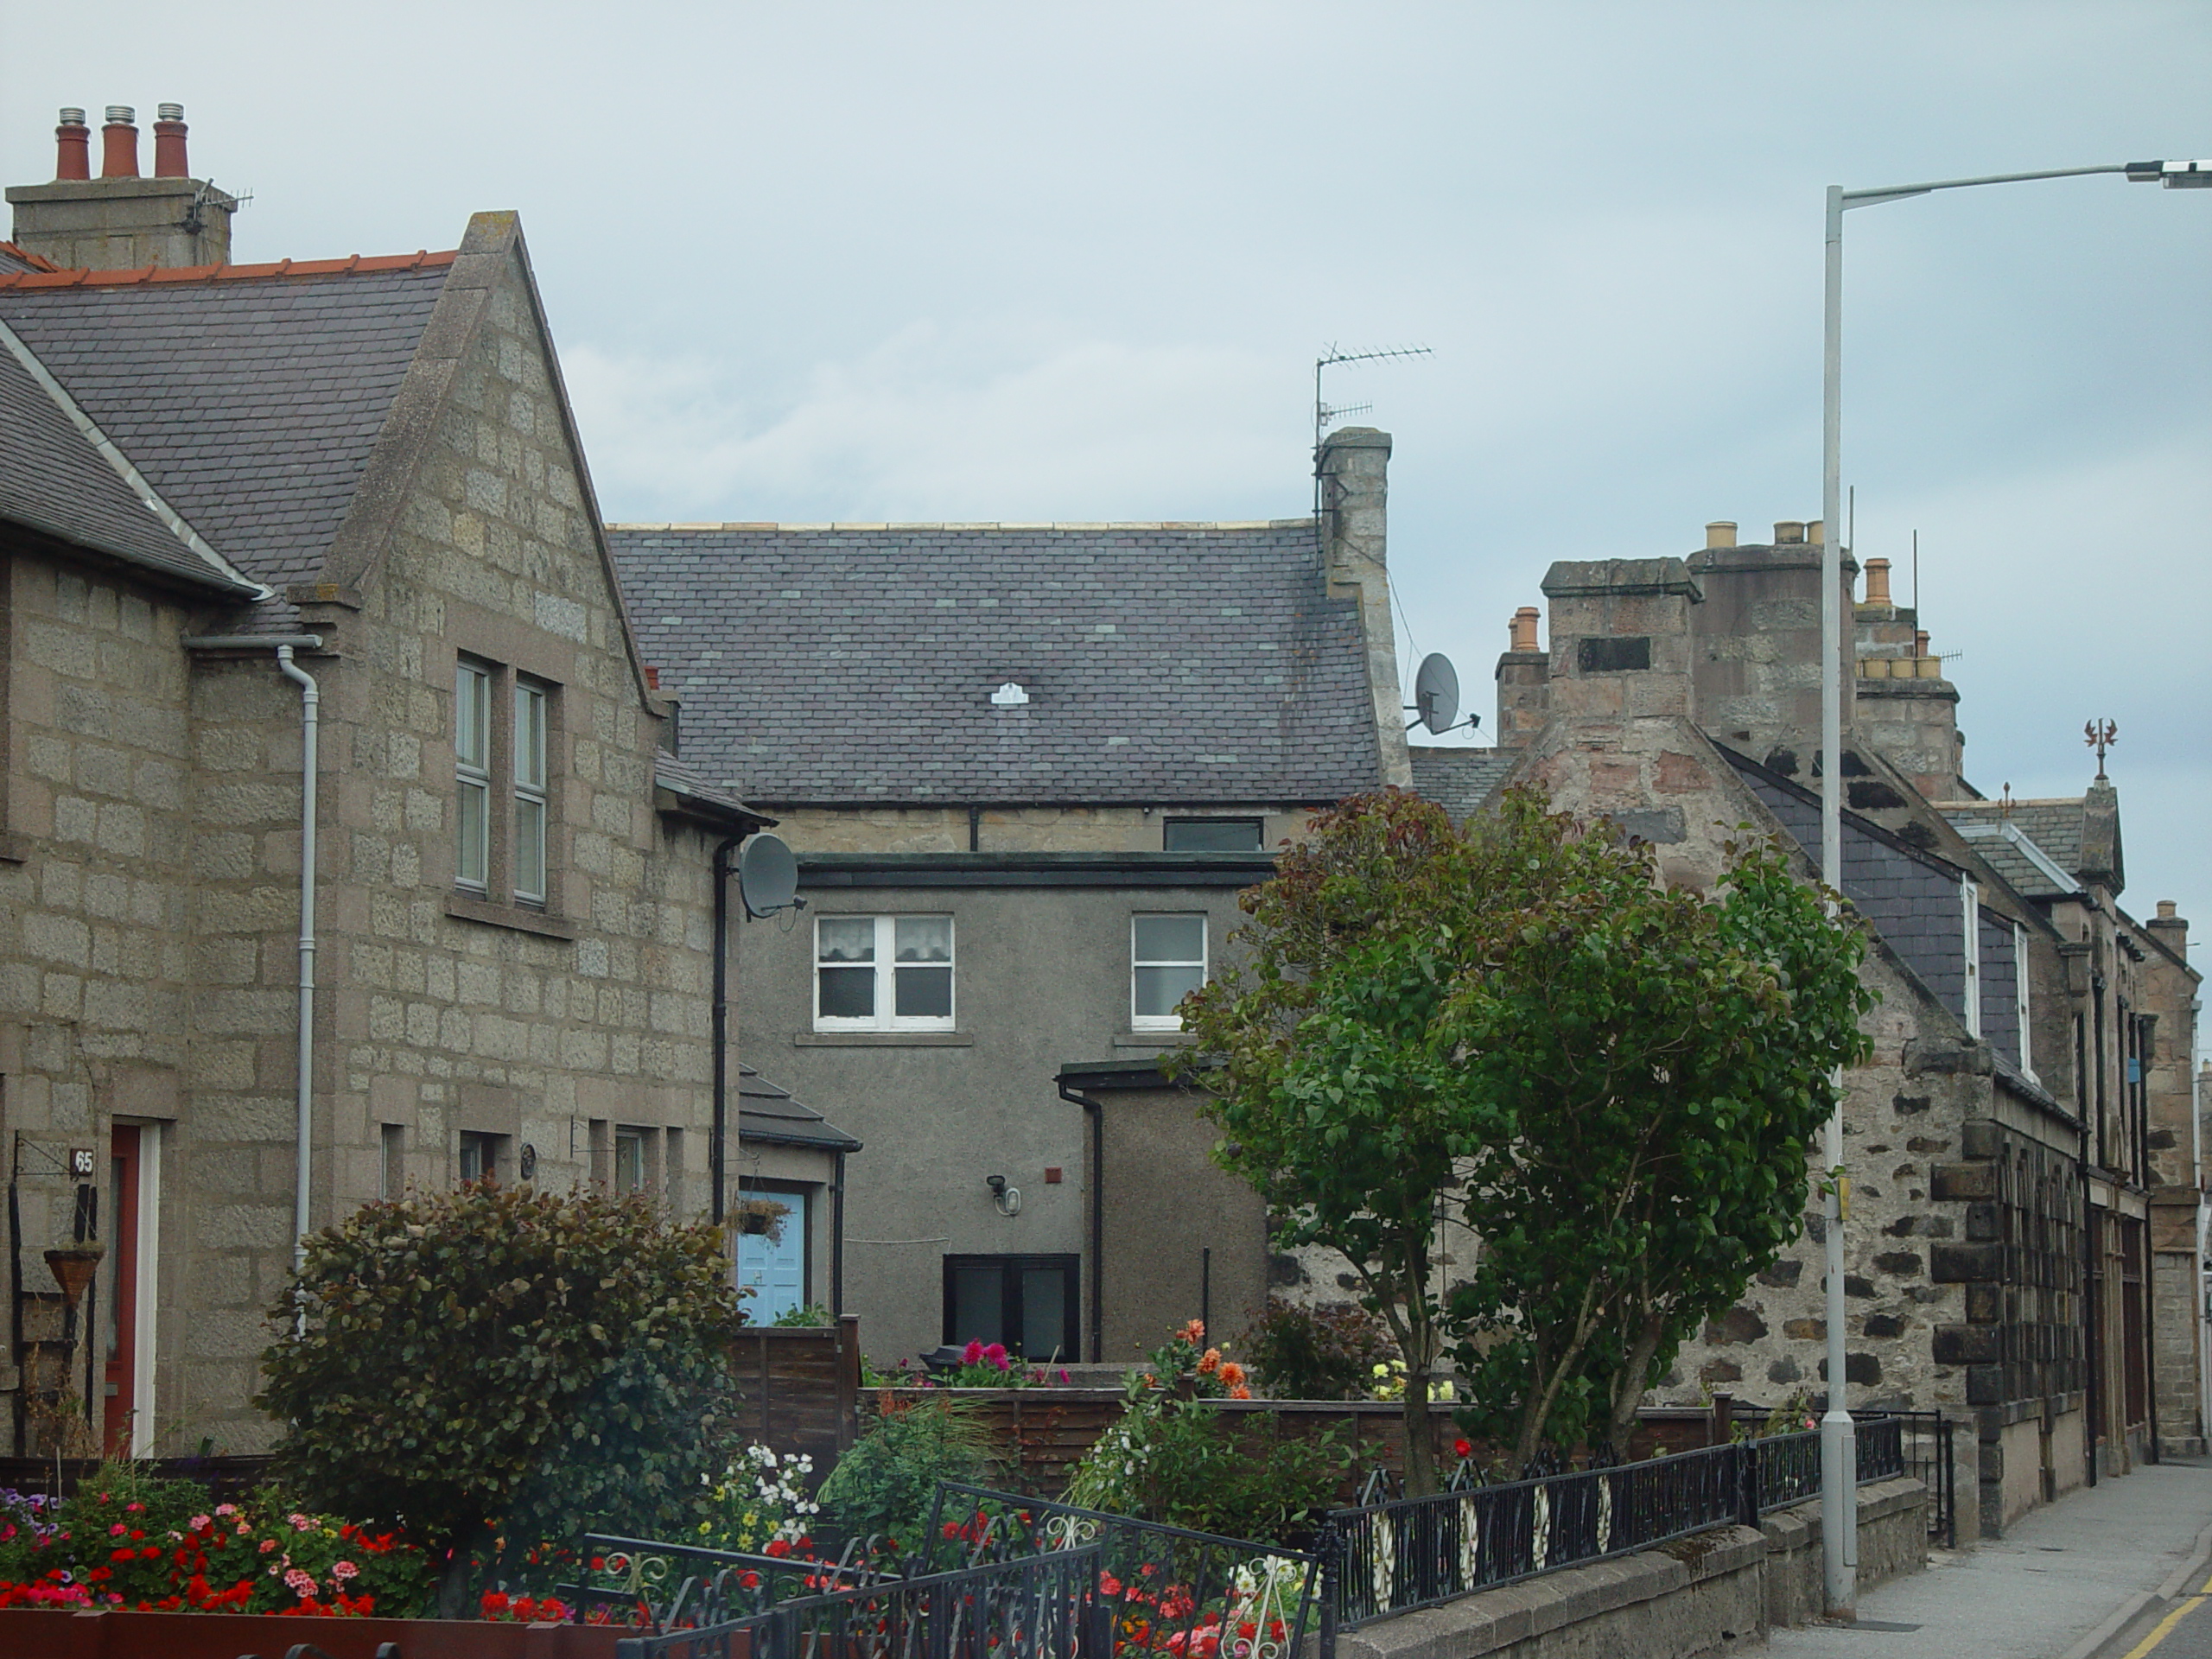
[1056,1079,1106,1363]
[832,1150,847,1317]
[710,833,745,1226]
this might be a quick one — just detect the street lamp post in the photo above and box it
[1816,155,2205,1623]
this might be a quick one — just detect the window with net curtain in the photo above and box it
[815,915,955,1029]
[1132,913,1207,1030]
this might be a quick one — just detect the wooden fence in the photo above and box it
[730,1316,862,1471]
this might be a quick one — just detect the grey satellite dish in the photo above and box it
[1412,653,1461,735]
[738,833,799,918]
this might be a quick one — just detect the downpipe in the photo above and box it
[276,646,320,1333]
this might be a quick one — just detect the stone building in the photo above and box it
[0,108,849,1455]
[1425,519,2202,1534]
[607,429,1411,1364]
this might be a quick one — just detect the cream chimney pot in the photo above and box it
[1705,521,1737,549]
[1864,558,1891,606]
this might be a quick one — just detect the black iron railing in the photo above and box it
[565,1530,887,1630]
[1869,1409,1958,1547]
[922,1482,1326,1659]
[611,1547,1105,1659]
[1325,1412,1922,1628]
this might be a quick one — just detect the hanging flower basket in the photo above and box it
[734,1197,790,1240]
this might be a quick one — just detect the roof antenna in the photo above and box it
[1910,530,1920,653]
[1313,344,1433,512]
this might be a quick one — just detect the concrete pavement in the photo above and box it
[1748,1459,2212,1659]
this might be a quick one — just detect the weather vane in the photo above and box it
[2083,718,2118,780]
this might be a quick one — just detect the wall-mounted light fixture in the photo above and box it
[986,1173,1022,1217]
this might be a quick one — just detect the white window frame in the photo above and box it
[2014,923,2037,1083]
[1131,912,1208,1032]
[1961,879,1982,1039]
[512,677,550,905]
[813,914,956,1032]
[454,660,492,893]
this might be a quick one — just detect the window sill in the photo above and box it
[794,1031,975,1047]
[443,893,579,940]
[1116,1030,1194,1047]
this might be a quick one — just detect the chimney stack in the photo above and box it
[100,105,139,178]
[1704,521,1737,550]
[11,102,237,270]
[1509,606,1540,654]
[1864,557,1891,607]
[152,103,188,178]
[54,109,90,181]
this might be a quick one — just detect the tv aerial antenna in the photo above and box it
[1314,344,1433,456]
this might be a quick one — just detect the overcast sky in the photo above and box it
[10,3,2207,1049]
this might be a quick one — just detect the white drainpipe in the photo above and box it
[275,647,320,1323]
[183,632,323,1328]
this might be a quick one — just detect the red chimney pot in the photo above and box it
[152,103,189,178]
[55,109,91,181]
[100,105,140,179]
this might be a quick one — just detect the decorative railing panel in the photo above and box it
[921,1482,1324,1659]
[567,1531,886,1630]
[611,1547,1104,1659]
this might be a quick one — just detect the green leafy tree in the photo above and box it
[257,1183,748,1617]
[1173,789,1477,1495]
[1437,795,1873,1463]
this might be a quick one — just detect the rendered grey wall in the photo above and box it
[735,878,1256,1363]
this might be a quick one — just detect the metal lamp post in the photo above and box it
[1817,154,2206,1621]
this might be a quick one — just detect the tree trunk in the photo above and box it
[1402,1370,1436,1496]
[1607,1311,1667,1457]
[435,1520,491,1621]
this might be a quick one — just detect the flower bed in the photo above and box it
[0,1606,623,1658]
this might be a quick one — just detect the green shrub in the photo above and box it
[257,1183,748,1615]
[816,1396,993,1556]
[1241,1300,1396,1401]
[770,1302,835,1328]
[1063,1381,1350,1542]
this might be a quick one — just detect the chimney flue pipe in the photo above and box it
[1864,558,1891,607]
[152,103,188,177]
[100,105,139,178]
[1509,606,1541,654]
[1705,520,1738,549]
[55,109,91,180]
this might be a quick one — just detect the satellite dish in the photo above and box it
[737,833,799,918]
[1412,653,1461,735]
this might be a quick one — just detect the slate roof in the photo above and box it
[0,243,56,276]
[1937,801,2085,899]
[1718,745,1976,1022]
[0,327,251,593]
[1409,747,1518,821]
[607,522,1382,804]
[737,1064,861,1152]
[0,255,454,597]
[652,750,769,826]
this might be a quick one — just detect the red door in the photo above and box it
[103,1125,141,1456]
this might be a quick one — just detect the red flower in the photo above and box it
[1453,1439,1473,1459]
[765,1539,793,1559]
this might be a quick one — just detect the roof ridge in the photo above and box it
[0,249,457,291]
[0,241,60,273]
[0,315,268,598]
[607,518,1315,533]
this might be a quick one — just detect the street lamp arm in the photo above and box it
[1840,161,2208,210]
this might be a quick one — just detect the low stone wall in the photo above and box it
[1335,1477,1926,1659]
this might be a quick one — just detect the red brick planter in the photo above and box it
[0,1608,627,1658]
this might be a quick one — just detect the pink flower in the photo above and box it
[188,1515,211,1531]
[963,1339,985,1365]
[214,1504,238,1517]
[109,1523,127,1537]
[290,1513,314,1532]
[983,1343,1009,1369]
[259,1538,278,1554]
[285,1567,317,1599]
[332,1560,359,1582]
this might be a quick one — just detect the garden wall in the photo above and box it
[732,1318,861,1471]
[1332,1476,1926,1659]
[0,1609,622,1658]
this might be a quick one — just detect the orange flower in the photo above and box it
[1230,1384,1252,1400]
[1180,1319,1205,1344]
[1217,1361,1246,1388]
[1197,1349,1221,1375]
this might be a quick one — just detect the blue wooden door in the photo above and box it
[738,1192,808,1323]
